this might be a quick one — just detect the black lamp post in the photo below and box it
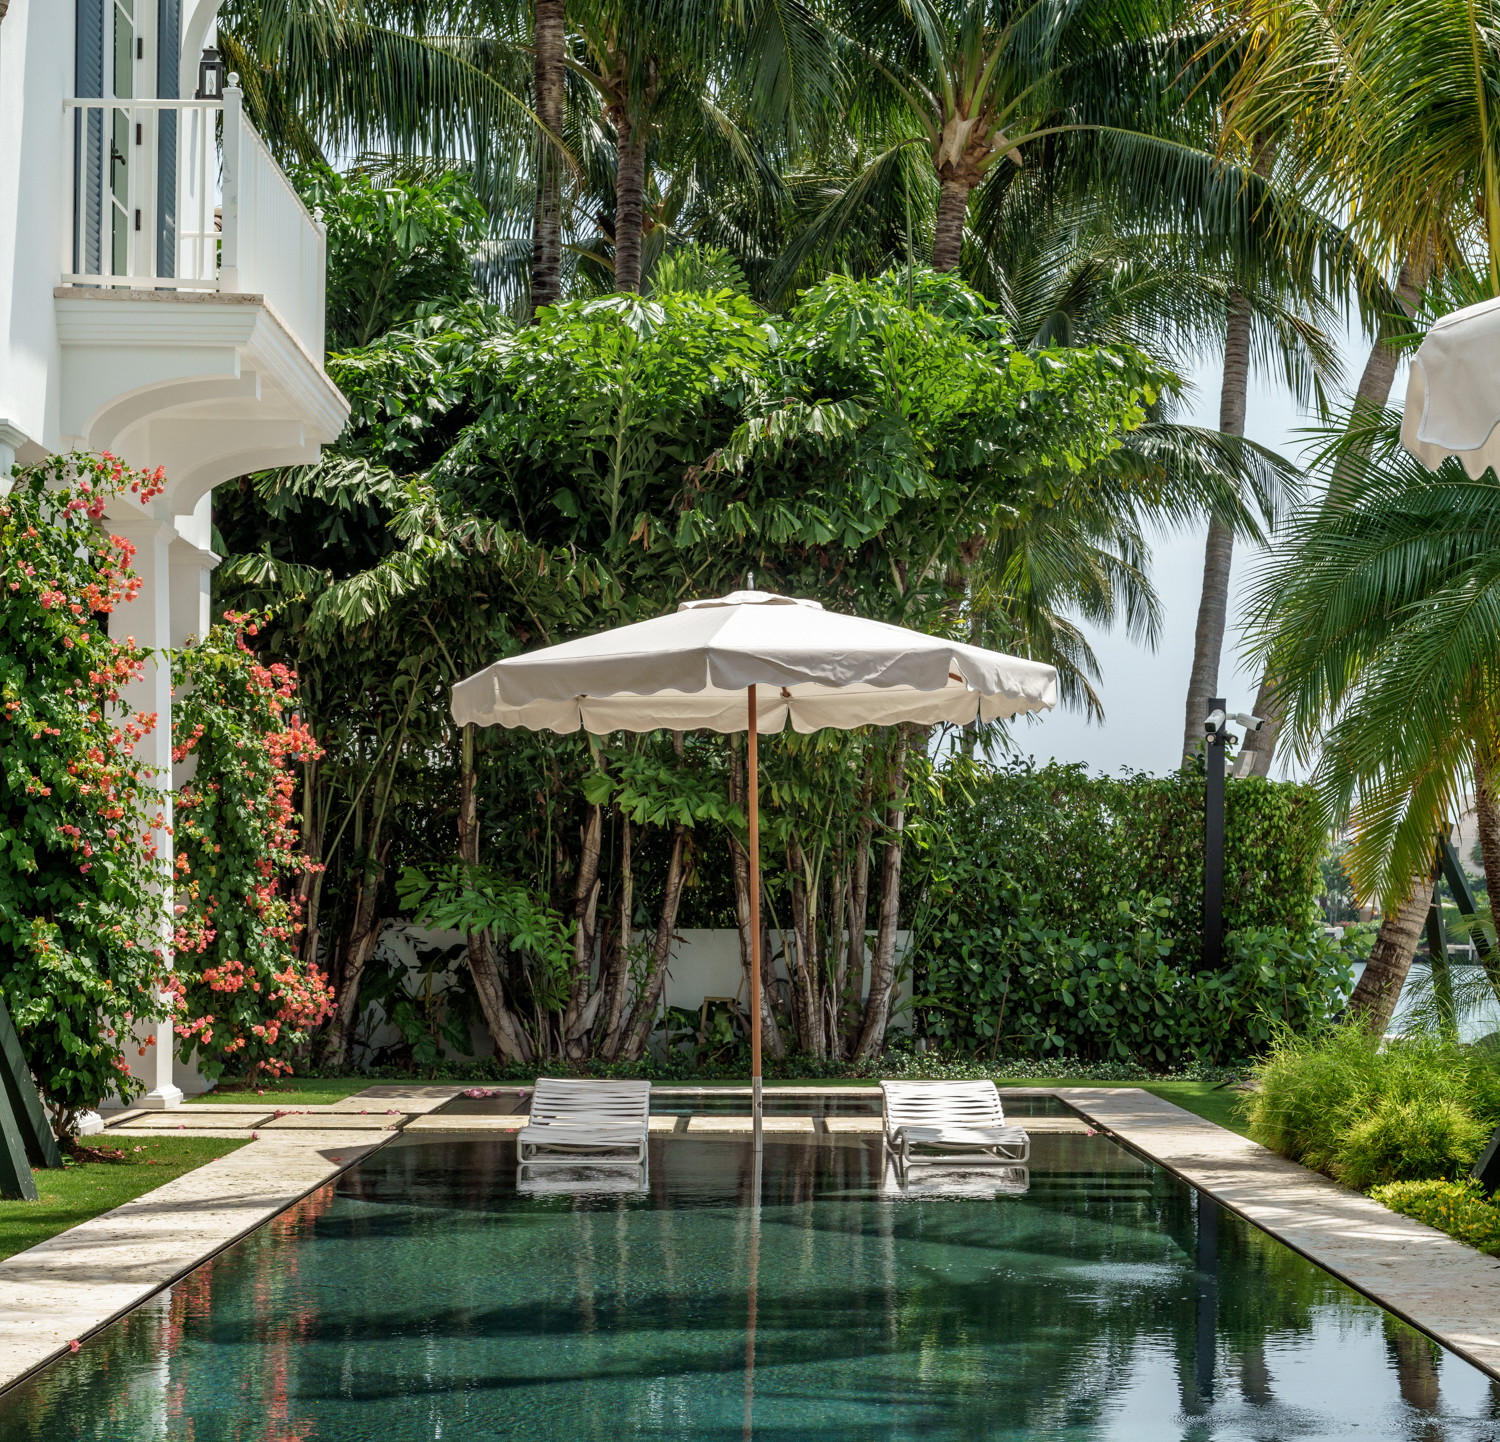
[195,47,226,100]
[1203,697,1227,971]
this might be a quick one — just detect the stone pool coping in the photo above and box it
[7,1083,1500,1394]
[1059,1087,1500,1381]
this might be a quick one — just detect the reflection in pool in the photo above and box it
[3,1130,1497,1440]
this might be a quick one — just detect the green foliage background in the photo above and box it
[908,763,1345,1064]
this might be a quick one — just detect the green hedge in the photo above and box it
[908,763,1342,1064]
[915,761,1325,938]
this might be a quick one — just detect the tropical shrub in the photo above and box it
[1248,1026,1500,1180]
[914,761,1327,942]
[1369,1180,1500,1255]
[910,763,1343,1064]
[913,890,1349,1066]
[295,166,486,351]
[0,455,170,1131]
[219,268,1172,1067]
[1335,1097,1488,1189]
[168,615,333,1081]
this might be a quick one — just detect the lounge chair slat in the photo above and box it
[517,1078,651,1165]
[880,1080,1031,1168]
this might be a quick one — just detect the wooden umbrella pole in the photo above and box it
[747,685,763,1153]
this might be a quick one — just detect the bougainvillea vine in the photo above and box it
[169,614,333,1080]
[0,454,169,1135]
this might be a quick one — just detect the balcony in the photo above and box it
[55,84,346,521]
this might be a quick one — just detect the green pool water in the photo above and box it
[3,1130,1498,1440]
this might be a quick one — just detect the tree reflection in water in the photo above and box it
[4,1130,1500,1441]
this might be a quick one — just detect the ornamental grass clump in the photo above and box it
[1335,1098,1488,1190]
[1248,1024,1498,1187]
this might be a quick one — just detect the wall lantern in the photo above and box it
[195,47,226,100]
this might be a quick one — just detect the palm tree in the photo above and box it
[1247,409,1500,1030]
[222,0,833,307]
[829,0,1199,271]
[532,0,567,310]
[1221,0,1500,776]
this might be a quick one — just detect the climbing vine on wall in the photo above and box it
[170,615,333,1081]
[0,455,169,1132]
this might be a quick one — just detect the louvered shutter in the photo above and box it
[155,0,181,276]
[74,0,106,275]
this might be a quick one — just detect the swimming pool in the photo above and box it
[2,1128,1497,1439]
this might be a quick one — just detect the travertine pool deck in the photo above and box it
[1060,1087,1500,1380]
[8,1083,1500,1395]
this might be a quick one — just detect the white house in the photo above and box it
[0,0,348,1105]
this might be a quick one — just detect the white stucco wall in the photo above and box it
[0,0,72,461]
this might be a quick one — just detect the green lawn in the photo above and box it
[990,1078,1252,1135]
[0,1137,249,1262]
[184,1077,400,1107]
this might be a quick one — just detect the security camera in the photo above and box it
[1231,712,1264,732]
[1204,708,1226,735]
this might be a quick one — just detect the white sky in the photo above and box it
[1027,334,1384,780]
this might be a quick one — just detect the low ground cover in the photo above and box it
[183,1077,387,1108]
[1249,1026,1500,1252]
[0,1138,248,1263]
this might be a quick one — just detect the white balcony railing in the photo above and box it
[62,86,327,361]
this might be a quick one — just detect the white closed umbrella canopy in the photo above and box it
[1402,294,1500,478]
[451,591,1058,735]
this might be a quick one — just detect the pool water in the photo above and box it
[3,1130,1499,1440]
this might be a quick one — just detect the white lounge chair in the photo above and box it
[881,1080,1030,1169]
[516,1078,651,1165]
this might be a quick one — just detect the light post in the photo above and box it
[1202,700,1263,970]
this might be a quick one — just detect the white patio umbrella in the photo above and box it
[452,590,1057,1146]
[1402,294,1500,476]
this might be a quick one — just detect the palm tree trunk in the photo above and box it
[1180,281,1257,764]
[1474,753,1500,927]
[931,179,970,273]
[1346,876,1436,1034]
[611,105,647,294]
[529,0,566,314]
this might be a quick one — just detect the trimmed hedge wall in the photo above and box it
[907,762,1345,1065]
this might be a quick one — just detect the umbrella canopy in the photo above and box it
[452,590,1058,1149]
[1401,295,1500,477]
[452,591,1058,732]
